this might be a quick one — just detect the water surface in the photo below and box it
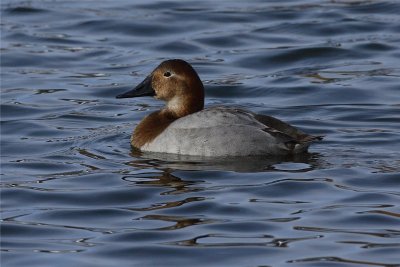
[1,0,400,266]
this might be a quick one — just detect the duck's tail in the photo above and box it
[300,134,324,143]
[292,135,324,154]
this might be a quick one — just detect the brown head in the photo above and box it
[116,59,204,117]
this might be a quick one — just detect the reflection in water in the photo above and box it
[140,214,217,230]
[293,226,400,238]
[338,241,400,249]
[168,233,323,248]
[129,148,326,172]
[122,169,204,195]
[362,210,400,218]
[288,256,398,267]
[127,196,205,211]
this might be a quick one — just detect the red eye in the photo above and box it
[164,71,171,77]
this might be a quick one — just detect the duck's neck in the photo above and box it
[131,109,175,148]
[167,78,204,117]
[166,94,204,117]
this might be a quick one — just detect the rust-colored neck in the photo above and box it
[131,110,177,148]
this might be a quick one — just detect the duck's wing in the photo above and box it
[207,107,313,149]
[182,106,322,144]
[253,113,323,143]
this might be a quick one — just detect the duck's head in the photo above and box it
[116,59,204,117]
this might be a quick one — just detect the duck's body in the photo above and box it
[117,59,322,157]
[139,107,317,156]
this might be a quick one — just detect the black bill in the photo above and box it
[116,75,155,98]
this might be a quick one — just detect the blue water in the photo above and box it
[1,0,400,266]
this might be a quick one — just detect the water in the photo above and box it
[1,0,400,266]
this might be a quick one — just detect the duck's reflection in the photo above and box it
[121,150,327,236]
[129,148,324,173]
[140,214,217,230]
[122,168,204,195]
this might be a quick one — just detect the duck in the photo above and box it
[116,59,322,157]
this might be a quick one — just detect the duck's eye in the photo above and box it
[163,71,172,78]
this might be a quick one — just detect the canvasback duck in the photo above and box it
[116,59,322,157]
